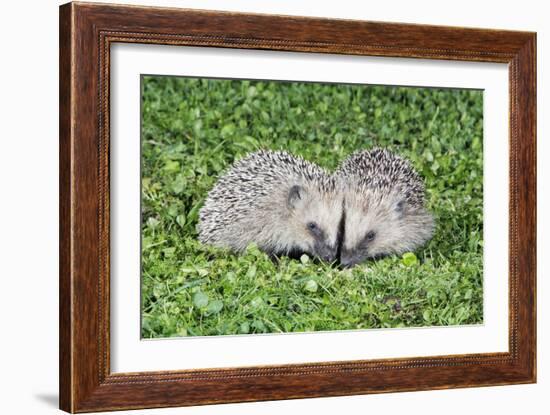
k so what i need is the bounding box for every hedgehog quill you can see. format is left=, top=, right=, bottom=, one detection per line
left=336, top=148, right=434, bottom=268
left=198, top=150, right=344, bottom=262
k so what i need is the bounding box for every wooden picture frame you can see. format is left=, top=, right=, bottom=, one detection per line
left=59, top=2, right=536, bottom=412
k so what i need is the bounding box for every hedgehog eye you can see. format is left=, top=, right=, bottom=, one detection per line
left=365, top=231, right=376, bottom=242
left=306, top=222, right=319, bottom=234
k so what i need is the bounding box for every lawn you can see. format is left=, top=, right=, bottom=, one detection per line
left=140, top=75, right=484, bottom=338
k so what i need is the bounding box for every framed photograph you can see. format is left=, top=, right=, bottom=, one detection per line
left=59, top=2, right=536, bottom=412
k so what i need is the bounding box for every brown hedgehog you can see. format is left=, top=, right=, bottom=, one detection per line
left=197, top=150, right=344, bottom=262
left=335, top=148, right=434, bottom=267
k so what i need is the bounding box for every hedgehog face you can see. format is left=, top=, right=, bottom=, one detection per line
left=340, top=188, right=434, bottom=268
left=285, top=184, right=343, bottom=263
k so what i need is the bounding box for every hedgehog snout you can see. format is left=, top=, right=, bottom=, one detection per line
left=340, top=249, right=363, bottom=268
left=319, top=248, right=336, bottom=263
left=313, top=240, right=337, bottom=263
left=321, top=252, right=335, bottom=263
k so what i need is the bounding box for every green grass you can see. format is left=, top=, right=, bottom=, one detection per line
left=140, top=75, right=484, bottom=338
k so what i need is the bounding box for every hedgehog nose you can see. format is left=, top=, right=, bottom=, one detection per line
left=340, top=259, right=353, bottom=269
left=322, top=254, right=334, bottom=262
left=340, top=253, right=356, bottom=268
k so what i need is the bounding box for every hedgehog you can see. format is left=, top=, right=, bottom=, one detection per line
left=335, top=148, right=434, bottom=267
left=197, top=150, right=344, bottom=262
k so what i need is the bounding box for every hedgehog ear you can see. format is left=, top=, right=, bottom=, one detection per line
left=395, top=199, right=406, bottom=216
left=288, top=185, right=304, bottom=209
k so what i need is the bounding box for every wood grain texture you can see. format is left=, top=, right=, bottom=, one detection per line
left=59, top=3, right=73, bottom=412
left=59, top=2, right=537, bottom=412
